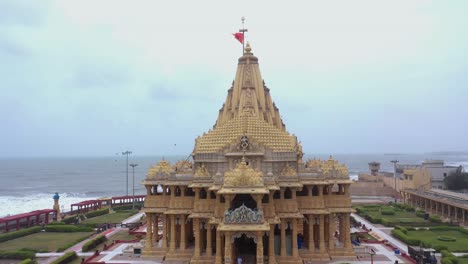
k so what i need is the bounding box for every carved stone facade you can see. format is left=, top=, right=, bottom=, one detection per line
left=142, top=44, right=354, bottom=263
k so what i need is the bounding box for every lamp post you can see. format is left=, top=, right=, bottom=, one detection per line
left=369, top=248, right=376, bottom=264
left=391, top=160, right=399, bottom=203
left=122, top=150, right=132, bottom=196
left=130, top=163, right=138, bottom=209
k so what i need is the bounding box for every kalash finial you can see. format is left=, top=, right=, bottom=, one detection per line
left=245, top=42, right=252, bottom=53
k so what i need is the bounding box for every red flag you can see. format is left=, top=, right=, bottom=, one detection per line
left=233, top=32, right=244, bottom=44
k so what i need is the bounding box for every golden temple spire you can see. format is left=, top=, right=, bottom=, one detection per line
left=214, top=41, right=286, bottom=131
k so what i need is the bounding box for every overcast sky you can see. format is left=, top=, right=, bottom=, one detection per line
left=1, top=0, right=467, bottom=157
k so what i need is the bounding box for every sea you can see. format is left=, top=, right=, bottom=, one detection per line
left=1, top=154, right=467, bottom=217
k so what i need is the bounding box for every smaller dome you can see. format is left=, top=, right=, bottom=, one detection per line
left=53, top=192, right=60, bottom=200
left=146, top=160, right=173, bottom=179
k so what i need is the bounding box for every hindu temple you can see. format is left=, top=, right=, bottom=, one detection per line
left=142, top=43, right=354, bottom=264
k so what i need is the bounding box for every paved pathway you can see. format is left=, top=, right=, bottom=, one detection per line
left=123, top=212, right=144, bottom=224
left=351, top=213, right=408, bottom=254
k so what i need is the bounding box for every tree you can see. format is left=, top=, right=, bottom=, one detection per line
left=444, top=168, right=468, bottom=190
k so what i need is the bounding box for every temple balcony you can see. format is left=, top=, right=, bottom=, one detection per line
left=297, top=196, right=325, bottom=209
left=262, top=204, right=276, bottom=218
left=193, top=199, right=216, bottom=213
left=324, top=195, right=351, bottom=208
left=144, top=196, right=168, bottom=209
left=274, top=200, right=299, bottom=213
left=168, top=197, right=195, bottom=209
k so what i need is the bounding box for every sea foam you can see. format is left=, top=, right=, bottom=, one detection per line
left=0, top=193, right=97, bottom=217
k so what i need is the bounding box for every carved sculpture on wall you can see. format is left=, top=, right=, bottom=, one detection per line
left=280, top=162, right=298, bottom=176
left=194, top=163, right=210, bottom=177
left=224, top=204, right=263, bottom=224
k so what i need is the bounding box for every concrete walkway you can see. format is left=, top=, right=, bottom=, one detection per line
left=351, top=213, right=408, bottom=254
left=123, top=212, right=144, bottom=224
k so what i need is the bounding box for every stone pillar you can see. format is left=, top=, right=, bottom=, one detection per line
left=194, top=218, right=200, bottom=257
left=463, top=210, right=466, bottom=226
left=216, top=227, right=222, bottom=264
left=328, top=213, right=335, bottom=251
left=169, top=215, right=176, bottom=252
left=145, top=213, right=153, bottom=249
left=162, top=215, right=167, bottom=249
left=225, top=232, right=232, bottom=264
left=207, top=224, right=212, bottom=256
left=455, top=207, right=459, bottom=222
left=308, top=215, right=314, bottom=252
left=319, top=215, right=326, bottom=253
left=154, top=215, right=159, bottom=243
left=318, top=185, right=323, bottom=196
left=344, top=213, right=352, bottom=250
left=257, top=231, right=264, bottom=264
left=280, top=219, right=286, bottom=257
left=180, top=215, right=186, bottom=250
left=292, top=219, right=298, bottom=257
left=269, top=225, right=276, bottom=264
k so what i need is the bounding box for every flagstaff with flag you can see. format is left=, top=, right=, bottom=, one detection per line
left=233, top=17, right=248, bottom=54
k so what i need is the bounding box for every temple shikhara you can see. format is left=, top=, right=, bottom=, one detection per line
left=142, top=43, right=354, bottom=263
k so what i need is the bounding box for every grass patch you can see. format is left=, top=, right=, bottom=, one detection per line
left=0, top=232, right=93, bottom=252
left=404, top=230, right=468, bottom=252
left=81, top=210, right=137, bottom=225
left=355, top=203, right=438, bottom=227
left=108, top=230, right=141, bottom=241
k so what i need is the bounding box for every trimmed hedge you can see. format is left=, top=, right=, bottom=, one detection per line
left=82, top=235, right=107, bottom=252
left=48, top=222, right=66, bottom=225
left=19, top=259, right=37, bottom=264
left=429, top=215, right=442, bottom=223
left=416, top=210, right=426, bottom=218
left=391, top=229, right=421, bottom=246
left=438, top=236, right=457, bottom=242
left=62, top=216, right=78, bottom=225
left=381, top=209, right=395, bottom=215
left=112, top=203, right=143, bottom=211
left=51, top=252, right=77, bottom=264
left=0, top=251, right=35, bottom=260
left=0, top=226, right=42, bottom=243
left=45, top=225, right=93, bottom=233
left=85, top=208, right=109, bottom=219
left=441, top=250, right=459, bottom=264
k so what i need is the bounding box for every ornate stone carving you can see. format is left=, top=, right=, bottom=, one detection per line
left=230, top=231, right=258, bottom=243
left=224, top=204, right=263, bottom=224
left=239, top=133, right=250, bottom=151
left=224, top=158, right=263, bottom=187
left=280, top=162, right=298, bottom=176
left=194, top=163, right=210, bottom=177
left=146, top=160, right=172, bottom=178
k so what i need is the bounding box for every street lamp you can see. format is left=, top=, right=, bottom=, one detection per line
left=122, top=150, right=132, bottom=196
left=130, top=163, right=138, bottom=209
left=369, top=248, right=376, bottom=264
left=391, top=160, right=399, bottom=203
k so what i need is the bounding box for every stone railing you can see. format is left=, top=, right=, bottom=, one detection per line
left=144, top=196, right=168, bottom=208
left=224, top=205, right=263, bottom=224
left=324, top=195, right=351, bottom=208
left=168, top=197, right=194, bottom=209
left=297, top=197, right=325, bottom=209
left=194, top=200, right=216, bottom=213
left=274, top=200, right=299, bottom=213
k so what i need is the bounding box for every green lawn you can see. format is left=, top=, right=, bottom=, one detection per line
left=458, top=258, right=468, bottom=264
left=108, top=230, right=142, bottom=241
left=406, top=230, right=468, bottom=252
left=355, top=204, right=434, bottom=226
left=81, top=211, right=136, bottom=225
left=0, top=232, right=93, bottom=252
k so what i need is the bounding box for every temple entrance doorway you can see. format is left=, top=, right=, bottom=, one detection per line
left=234, top=233, right=257, bottom=264
left=231, top=194, right=257, bottom=210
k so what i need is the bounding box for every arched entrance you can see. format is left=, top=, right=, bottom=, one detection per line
left=233, top=232, right=257, bottom=263
left=231, top=194, right=257, bottom=209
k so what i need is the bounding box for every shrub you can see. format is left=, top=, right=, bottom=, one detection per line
left=429, top=215, right=442, bottom=223
left=381, top=209, right=395, bottom=215
left=48, top=222, right=66, bottom=225
left=82, top=235, right=107, bottom=252
left=441, top=250, right=454, bottom=258
left=51, top=252, right=77, bottom=264
left=62, top=216, right=78, bottom=224
left=112, top=203, right=143, bottom=211
left=416, top=210, right=425, bottom=218
left=395, top=225, right=408, bottom=234
left=391, top=229, right=421, bottom=246
left=0, top=226, right=42, bottom=243
left=45, top=225, right=93, bottom=233
left=19, top=259, right=37, bottom=264
left=434, top=245, right=448, bottom=252
left=0, top=251, right=35, bottom=260
left=85, top=208, right=109, bottom=219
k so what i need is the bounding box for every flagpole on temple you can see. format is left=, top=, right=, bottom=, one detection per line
left=240, top=17, right=248, bottom=54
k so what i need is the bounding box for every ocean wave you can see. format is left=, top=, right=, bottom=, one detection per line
left=445, top=161, right=468, bottom=170
left=0, top=193, right=98, bottom=217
